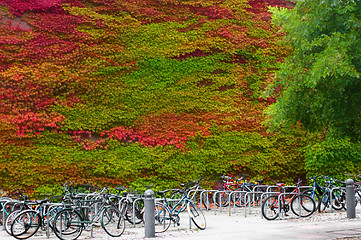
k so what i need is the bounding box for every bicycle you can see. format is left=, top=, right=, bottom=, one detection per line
left=154, top=188, right=206, bottom=233
left=233, top=177, right=264, bottom=207
left=317, top=177, right=345, bottom=212
left=302, top=175, right=327, bottom=206
left=10, top=197, right=64, bottom=239
left=213, top=175, right=243, bottom=207
left=168, top=177, right=206, bottom=211
left=115, top=186, right=144, bottom=225
left=261, top=180, right=316, bottom=220
left=52, top=187, right=125, bottom=240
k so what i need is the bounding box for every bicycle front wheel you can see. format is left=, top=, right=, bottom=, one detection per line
left=290, top=194, right=316, bottom=217
left=261, top=195, right=280, bottom=220
left=154, top=202, right=171, bottom=233
left=101, top=206, right=125, bottom=237
left=53, top=209, right=83, bottom=240
left=11, top=210, right=41, bottom=240
left=187, top=201, right=206, bottom=230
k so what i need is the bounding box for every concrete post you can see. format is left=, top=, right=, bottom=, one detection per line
left=346, top=179, right=355, bottom=219
left=144, top=189, right=155, bottom=238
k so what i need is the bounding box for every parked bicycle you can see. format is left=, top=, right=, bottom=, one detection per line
left=261, top=180, right=316, bottom=220
left=213, top=175, right=243, bottom=207
left=317, top=177, right=345, bottom=212
left=52, top=187, right=125, bottom=240
left=154, top=186, right=206, bottom=232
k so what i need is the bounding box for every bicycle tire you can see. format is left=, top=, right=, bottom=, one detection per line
left=100, top=206, right=125, bottom=237
left=187, top=201, right=206, bottom=230
left=53, top=209, right=83, bottom=240
left=125, top=200, right=144, bottom=225
left=290, top=194, right=316, bottom=217
left=154, top=202, right=171, bottom=233
left=302, top=188, right=324, bottom=203
left=213, top=191, right=229, bottom=207
left=233, top=187, right=252, bottom=207
left=261, top=195, right=280, bottom=221
left=318, top=191, right=330, bottom=212
left=331, top=188, right=346, bottom=210
left=10, top=210, right=41, bottom=240
left=302, top=189, right=315, bottom=200
left=5, top=209, right=21, bottom=235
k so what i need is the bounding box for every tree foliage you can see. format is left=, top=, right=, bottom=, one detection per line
left=266, top=0, right=361, bottom=140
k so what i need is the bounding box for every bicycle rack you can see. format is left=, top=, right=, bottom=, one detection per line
left=1, top=199, right=14, bottom=230
left=187, top=189, right=205, bottom=204
left=244, top=191, right=269, bottom=217
left=275, top=192, right=306, bottom=220
left=252, top=185, right=270, bottom=206
left=266, top=185, right=281, bottom=193
left=199, top=190, right=218, bottom=211
left=260, top=191, right=281, bottom=219
left=227, top=190, right=247, bottom=216
left=132, top=197, right=145, bottom=228
left=45, top=202, right=64, bottom=239
left=329, top=187, right=347, bottom=213
left=213, top=190, right=231, bottom=215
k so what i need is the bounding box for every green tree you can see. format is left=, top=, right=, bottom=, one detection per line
left=266, top=0, right=361, bottom=140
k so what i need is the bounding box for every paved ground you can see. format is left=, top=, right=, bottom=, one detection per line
left=2, top=208, right=361, bottom=240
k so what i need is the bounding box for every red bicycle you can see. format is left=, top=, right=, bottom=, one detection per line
left=213, top=175, right=243, bottom=207
left=261, top=180, right=316, bottom=220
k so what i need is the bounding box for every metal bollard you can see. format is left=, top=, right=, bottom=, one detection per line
left=144, top=189, right=155, bottom=238
left=346, top=179, right=356, bottom=218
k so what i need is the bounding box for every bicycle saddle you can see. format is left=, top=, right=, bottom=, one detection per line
left=157, top=191, right=167, bottom=196
left=35, top=198, right=49, bottom=204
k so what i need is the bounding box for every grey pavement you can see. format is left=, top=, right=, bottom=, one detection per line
left=1, top=208, right=361, bottom=240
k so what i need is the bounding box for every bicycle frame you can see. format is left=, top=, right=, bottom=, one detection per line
left=164, top=192, right=189, bottom=216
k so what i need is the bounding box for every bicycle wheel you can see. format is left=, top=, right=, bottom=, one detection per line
left=290, top=194, right=316, bottom=217
left=11, top=210, right=41, bottom=239
left=125, top=200, right=144, bottom=225
left=261, top=195, right=280, bottom=220
left=187, top=201, right=206, bottom=230
left=302, top=189, right=316, bottom=200
left=233, top=188, right=252, bottom=207
left=331, top=188, right=346, bottom=210
left=154, top=202, right=171, bottom=233
left=5, top=210, right=21, bottom=235
left=213, top=191, right=229, bottom=207
left=318, top=191, right=330, bottom=212
left=53, top=209, right=83, bottom=240
left=101, top=206, right=125, bottom=237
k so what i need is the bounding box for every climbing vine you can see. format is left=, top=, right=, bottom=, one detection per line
left=0, top=0, right=303, bottom=196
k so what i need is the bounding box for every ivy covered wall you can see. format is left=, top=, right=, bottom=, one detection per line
left=0, top=0, right=313, bottom=196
